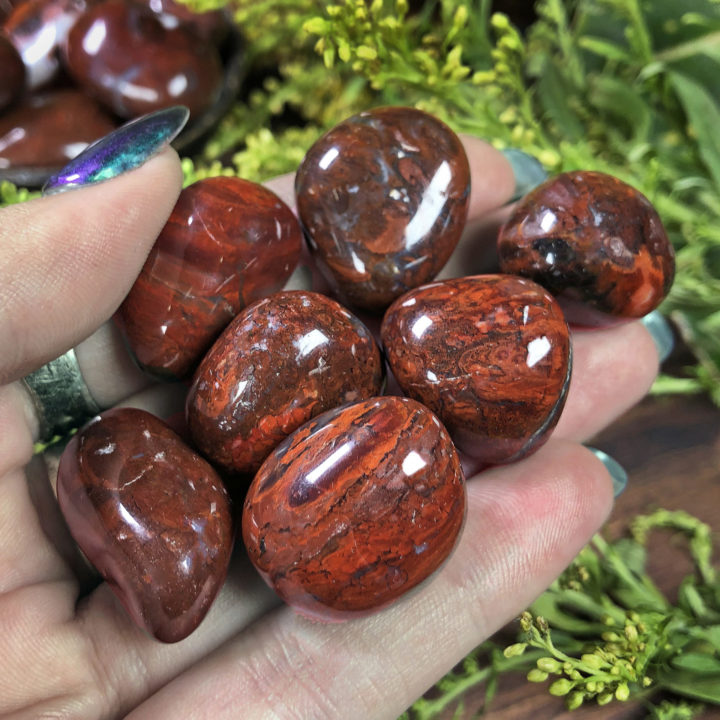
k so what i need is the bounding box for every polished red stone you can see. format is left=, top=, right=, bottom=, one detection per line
left=116, top=177, right=302, bottom=380
left=0, top=90, right=116, bottom=168
left=242, top=396, right=465, bottom=621
left=0, top=33, right=24, bottom=111
left=295, top=106, right=471, bottom=312
left=63, top=0, right=223, bottom=118
left=381, top=275, right=571, bottom=464
left=141, top=0, right=229, bottom=43
left=187, top=290, right=384, bottom=477
left=497, top=171, right=675, bottom=318
left=57, top=408, right=234, bottom=643
left=3, top=0, right=91, bottom=89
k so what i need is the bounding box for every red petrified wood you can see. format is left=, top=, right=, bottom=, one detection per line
left=187, top=290, right=384, bottom=476
left=0, top=90, right=116, bottom=168
left=242, top=396, right=466, bottom=621
left=295, top=106, right=471, bottom=312
left=63, top=0, right=223, bottom=118
left=497, top=170, right=675, bottom=318
left=57, top=408, right=234, bottom=643
left=116, top=176, right=302, bottom=380
left=381, top=275, right=571, bottom=464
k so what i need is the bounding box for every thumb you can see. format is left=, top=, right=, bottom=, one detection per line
left=0, top=147, right=183, bottom=385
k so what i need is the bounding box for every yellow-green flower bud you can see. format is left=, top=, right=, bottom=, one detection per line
left=527, top=669, right=549, bottom=683
left=549, top=679, right=573, bottom=696
left=520, top=612, right=533, bottom=631
left=615, top=683, right=630, bottom=702
left=624, top=625, right=639, bottom=642
left=503, top=643, right=527, bottom=658
left=581, top=654, right=603, bottom=670
left=597, top=692, right=614, bottom=706
left=537, top=657, right=562, bottom=673
left=491, top=13, right=510, bottom=30
left=602, top=632, right=620, bottom=643
left=586, top=681, right=597, bottom=693
left=567, top=692, right=584, bottom=710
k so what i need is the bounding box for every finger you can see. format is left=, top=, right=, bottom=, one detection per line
left=0, top=148, right=183, bottom=385
left=121, top=440, right=612, bottom=720
left=554, top=320, right=660, bottom=442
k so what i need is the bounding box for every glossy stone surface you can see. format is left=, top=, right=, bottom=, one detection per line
left=142, top=0, right=229, bottom=43
left=188, top=290, right=384, bottom=476
left=0, top=33, right=24, bottom=111
left=57, top=408, right=233, bottom=643
left=0, top=90, right=116, bottom=169
left=381, top=275, right=571, bottom=464
left=497, top=171, right=675, bottom=318
left=116, top=176, right=302, bottom=380
left=3, top=0, right=91, bottom=89
left=242, top=396, right=465, bottom=621
left=295, top=106, right=471, bottom=312
left=64, top=0, right=223, bottom=118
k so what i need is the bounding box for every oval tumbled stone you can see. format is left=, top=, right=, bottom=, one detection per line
left=295, top=106, right=471, bottom=312
left=187, top=290, right=384, bottom=477
left=57, top=408, right=234, bottom=643
left=242, top=396, right=465, bottom=621
left=116, top=176, right=302, bottom=380
left=381, top=275, right=571, bottom=464
left=497, top=171, right=675, bottom=318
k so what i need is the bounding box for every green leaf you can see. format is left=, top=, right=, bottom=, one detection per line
left=670, top=71, right=720, bottom=194
left=671, top=652, right=720, bottom=674
left=661, top=670, right=720, bottom=703
left=610, top=538, right=648, bottom=577
left=590, top=74, right=652, bottom=141
left=534, top=59, right=585, bottom=142
left=578, top=35, right=632, bottom=62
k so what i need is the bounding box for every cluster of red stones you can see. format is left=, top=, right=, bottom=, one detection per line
left=0, top=0, right=228, bottom=171
left=56, top=106, right=676, bottom=642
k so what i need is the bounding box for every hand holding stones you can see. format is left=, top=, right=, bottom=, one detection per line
left=43, top=106, right=675, bottom=642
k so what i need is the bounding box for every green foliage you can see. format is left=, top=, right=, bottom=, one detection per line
left=500, top=510, right=720, bottom=717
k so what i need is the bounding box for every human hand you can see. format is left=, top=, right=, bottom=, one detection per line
left=0, top=136, right=664, bottom=719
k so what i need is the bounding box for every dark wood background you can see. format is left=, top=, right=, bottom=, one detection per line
left=433, top=341, right=720, bottom=719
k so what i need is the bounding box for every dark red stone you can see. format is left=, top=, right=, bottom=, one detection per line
left=295, top=106, right=471, bottom=312
left=0, top=90, right=116, bottom=169
left=63, top=0, right=223, bottom=119
left=0, top=33, right=24, bottom=111
left=142, top=0, right=229, bottom=43
left=116, top=176, right=302, bottom=380
left=3, top=0, right=91, bottom=89
left=242, top=396, right=465, bottom=621
left=497, top=171, right=675, bottom=318
left=57, top=408, right=234, bottom=643
left=381, top=275, right=571, bottom=464
left=187, top=290, right=385, bottom=476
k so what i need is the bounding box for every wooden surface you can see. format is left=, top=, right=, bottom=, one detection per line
left=428, top=377, right=720, bottom=718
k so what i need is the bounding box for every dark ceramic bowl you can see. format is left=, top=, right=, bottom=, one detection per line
left=0, top=22, right=246, bottom=188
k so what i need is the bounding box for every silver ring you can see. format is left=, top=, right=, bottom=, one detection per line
left=22, top=349, right=101, bottom=442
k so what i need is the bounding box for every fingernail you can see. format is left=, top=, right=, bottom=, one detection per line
left=42, top=106, right=190, bottom=196
left=640, top=310, right=674, bottom=364
left=500, top=148, right=548, bottom=202
left=587, top=447, right=628, bottom=498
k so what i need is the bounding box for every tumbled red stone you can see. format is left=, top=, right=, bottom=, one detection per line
left=141, top=0, right=229, bottom=43
left=497, top=171, right=675, bottom=318
left=116, top=177, right=302, bottom=380
left=57, top=408, right=234, bottom=643
left=0, top=90, right=116, bottom=169
left=4, top=0, right=92, bottom=89
left=187, top=290, right=384, bottom=477
left=63, top=0, right=223, bottom=119
left=295, top=106, right=471, bottom=312
left=242, top=396, right=465, bottom=621
left=381, top=275, right=571, bottom=464
left=0, top=33, right=24, bottom=111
